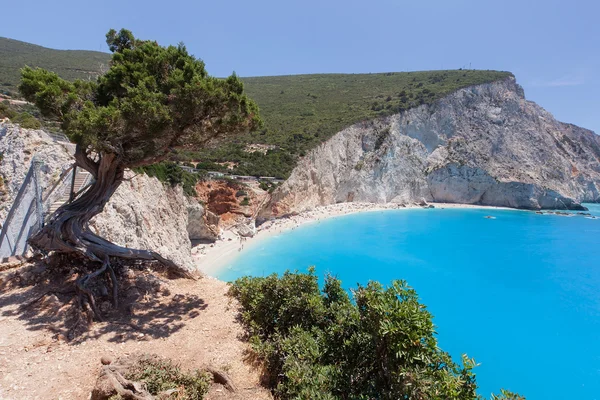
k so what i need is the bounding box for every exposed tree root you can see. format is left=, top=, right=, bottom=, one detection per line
left=28, top=148, right=193, bottom=322
left=205, top=365, right=237, bottom=392
left=93, top=363, right=153, bottom=400
left=21, top=289, right=76, bottom=310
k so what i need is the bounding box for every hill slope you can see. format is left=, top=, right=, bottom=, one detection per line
left=191, top=70, right=512, bottom=177
left=261, top=77, right=600, bottom=214
left=0, top=37, right=511, bottom=177
left=0, top=37, right=110, bottom=96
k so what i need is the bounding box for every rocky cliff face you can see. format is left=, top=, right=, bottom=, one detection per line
left=90, top=172, right=219, bottom=270
left=261, top=77, right=600, bottom=217
left=0, top=123, right=73, bottom=223
left=0, top=123, right=217, bottom=269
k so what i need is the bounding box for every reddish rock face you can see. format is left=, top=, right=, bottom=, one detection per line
left=207, top=187, right=238, bottom=215
left=195, top=180, right=269, bottom=229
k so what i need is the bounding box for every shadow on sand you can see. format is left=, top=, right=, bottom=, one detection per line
left=0, top=254, right=207, bottom=343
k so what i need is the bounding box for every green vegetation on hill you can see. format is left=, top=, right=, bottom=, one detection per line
left=135, top=162, right=202, bottom=197
left=0, top=37, right=109, bottom=96
left=1, top=37, right=511, bottom=178
left=229, top=269, right=524, bottom=400
left=178, top=70, right=512, bottom=177
left=0, top=100, right=41, bottom=129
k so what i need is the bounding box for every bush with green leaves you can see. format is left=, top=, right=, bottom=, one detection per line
left=136, top=161, right=199, bottom=197
left=11, top=111, right=41, bottom=129
left=125, top=356, right=211, bottom=399
left=228, top=269, right=524, bottom=400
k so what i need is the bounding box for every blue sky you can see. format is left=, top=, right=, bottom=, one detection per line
left=2, top=0, right=598, bottom=133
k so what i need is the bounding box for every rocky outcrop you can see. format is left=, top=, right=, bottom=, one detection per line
left=195, top=180, right=267, bottom=236
left=262, top=77, right=600, bottom=217
left=90, top=172, right=219, bottom=270
left=0, top=123, right=217, bottom=269
left=0, top=123, right=73, bottom=222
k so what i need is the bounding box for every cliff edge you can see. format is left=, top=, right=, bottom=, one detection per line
left=261, top=77, right=600, bottom=217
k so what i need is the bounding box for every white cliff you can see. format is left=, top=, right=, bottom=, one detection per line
left=90, top=172, right=218, bottom=270
left=0, top=123, right=73, bottom=223
left=262, top=77, right=600, bottom=218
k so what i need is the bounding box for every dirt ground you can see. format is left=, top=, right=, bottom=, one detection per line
left=0, top=258, right=272, bottom=400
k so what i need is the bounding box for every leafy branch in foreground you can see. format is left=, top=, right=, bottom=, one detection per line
left=228, top=270, right=524, bottom=400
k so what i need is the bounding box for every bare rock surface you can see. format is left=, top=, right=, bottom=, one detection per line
left=262, top=77, right=600, bottom=217
left=0, top=123, right=73, bottom=222
left=90, top=173, right=205, bottom=270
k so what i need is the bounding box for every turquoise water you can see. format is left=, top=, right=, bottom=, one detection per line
left=217, top=204, right=600, bottom=399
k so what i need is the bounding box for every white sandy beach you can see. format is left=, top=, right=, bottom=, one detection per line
left=192, top=202, right=516, bottom=277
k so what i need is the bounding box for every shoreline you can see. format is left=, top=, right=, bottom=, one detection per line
left=192, top=202, right=518, bottom=277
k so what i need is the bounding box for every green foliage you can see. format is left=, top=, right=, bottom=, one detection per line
left=11, top=111, right=41, bottom=129
left=258, top=180, right=280, bottom=193
left=240, top=197, right=250, bottom=206
left=125, top=355, right=211, bottom=399
left=491, top=389, right=526, bottom=400
left=228, top=270, right=523, bottom=400
left=136, top=161, right=199, bottom=196
left=0, top=101, right=44, bottom=129
left=18, top=29, right=261, bottom=169
left=0, top=101, right=15, bottom=119
left=374, top=126, right=391, bottom=150
left=187, top=143, right=295, bottom=178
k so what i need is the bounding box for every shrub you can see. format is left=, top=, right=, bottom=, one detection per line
left=125, top=355, right=211, bottom=399
left=136, top=162, right=199, bottom=197
left=374, top=127, right=390, bottom=150
left=12, top=112, right=41, bottom=129
left=235, top=189, right=247, bottom=197
left=0, top=101, right=16, bottom=119
left=228, top=270, right=523, bottom=400
left=240, top=197, right=250, bottom=206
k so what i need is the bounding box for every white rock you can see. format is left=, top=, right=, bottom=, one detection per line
left=261, top=77, right=600, bottom=217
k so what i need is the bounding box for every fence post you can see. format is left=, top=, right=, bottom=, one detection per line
left=69, top=165, right=77, bottom=203
left=32, top=156, right=44, bottom=229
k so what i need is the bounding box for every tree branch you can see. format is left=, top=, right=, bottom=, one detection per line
left=74, top=143, right=100, bottom=179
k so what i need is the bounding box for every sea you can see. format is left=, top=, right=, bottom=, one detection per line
left=217, top=204, right=600, bottom=400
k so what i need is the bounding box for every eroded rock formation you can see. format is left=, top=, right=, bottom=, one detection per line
left=262, top=77, right=600, bottom=218
left=90, top=172, right=219, bottom=270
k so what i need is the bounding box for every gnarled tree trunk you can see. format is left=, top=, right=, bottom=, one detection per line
left=29, top=145, right=190, bottom=318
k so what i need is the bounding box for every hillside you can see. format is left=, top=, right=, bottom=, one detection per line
left=0, top=37, right=109, bottom=96
left=261, top=77, right=600, bottom=215
left=190, top=70, right=513, bottom=177
left=0, top=37, right=511, bottom=177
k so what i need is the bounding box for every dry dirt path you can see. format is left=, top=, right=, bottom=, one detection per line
left=0, top=263, right=271, bottom=400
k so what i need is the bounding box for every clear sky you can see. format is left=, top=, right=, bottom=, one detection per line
left=2, top=0, right=598, bottom=133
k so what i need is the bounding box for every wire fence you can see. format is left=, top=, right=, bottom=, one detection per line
left=0, top=157, right=44, bottom=258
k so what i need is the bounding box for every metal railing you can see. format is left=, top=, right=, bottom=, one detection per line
left=0, top=160, right=94, bottom=258
left=0, top=157, right=44, bottom=258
